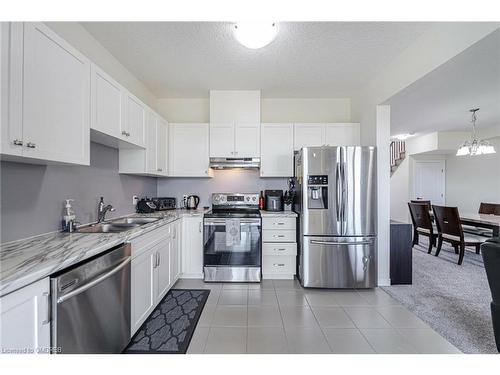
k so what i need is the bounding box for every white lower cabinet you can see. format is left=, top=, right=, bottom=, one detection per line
left=0, top=278, right=50, bottom=354
left=261, top=215, right=297, bottom=280
left=130, top=220, right=180, bottom=337
left=181, top=216, right=204, bottom=279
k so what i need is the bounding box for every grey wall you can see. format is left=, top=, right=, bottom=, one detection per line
left=1, top=142, right=157, bottom=243
left=157, top=169, right=289, bottom=208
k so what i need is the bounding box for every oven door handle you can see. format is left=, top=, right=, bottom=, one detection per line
left=56, top=257, right=131, bottom=304
left=204, top=221, right=261, bottom=226
left=310, top=240, right=374, bottom=246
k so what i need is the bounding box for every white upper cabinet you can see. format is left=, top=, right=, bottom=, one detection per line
left=119, top=108, right=168, bottom=176
left=294, top=123, right=360, bottom=150
left=1, top=22, right=90, bottom=165
left=209, top=90, right=261, bottom=158
left=324, top=123, right=360, bottom=146
left=209, top=122, right=234, bottom=157
left=235, top=123, right=260, bottom=157
left=261, top=123, right=294, bottom=177
left=123, top=93, right=146, bottom=147
left=91, top=65, right=122, bottom=139
left=169, top=123, right=212, bottom=177
left=209, top=122, right=260, bottom=158
left=293, top=123, right=324, bottom=150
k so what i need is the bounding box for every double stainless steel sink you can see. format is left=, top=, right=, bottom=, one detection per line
left=75, top=217, right=161, bottom=233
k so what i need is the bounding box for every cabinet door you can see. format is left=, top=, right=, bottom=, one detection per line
left=156, top=118, right=168, bottom=176
left=145, top=110, right=157, bottom=174
left=170, top=220, right=181, bottom=283
left=123, top=93, right=145, bottom=147
left=235, top=123, right=260, bottom=157
left=131, top=248, right=156, bottom=336
left=22, top=22, right=90, bottom=165
left=0, top=278, right=50, bottom=353
left=155, top=240, right=171, bottom=301
left=260, top=123, right=294, bottom=177
left=209, top=122, right=234, bottom=157
left=293, top=123, right=324, bottom=150
left=91, top=65, right=122, bottom=138
left=169, top=123, right=210, bottom=177
left=324, top=123, right=360, bottom=146
left=181, top=216, right=204, bottom=278
left=1, top=23, right=24, bottom=157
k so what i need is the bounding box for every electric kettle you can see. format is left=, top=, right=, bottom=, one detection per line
left=186, top=195, right=200, bottom=210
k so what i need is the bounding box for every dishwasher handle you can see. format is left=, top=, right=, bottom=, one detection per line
left=56, top=257, right=131, bottom=304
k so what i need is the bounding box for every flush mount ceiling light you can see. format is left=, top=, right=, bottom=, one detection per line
left=233, top=22, right=278, bottom=49
left=456, top=108, right=496, bottom=156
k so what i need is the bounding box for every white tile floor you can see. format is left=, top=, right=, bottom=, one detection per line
left=173, top=278, right=461, bottom=354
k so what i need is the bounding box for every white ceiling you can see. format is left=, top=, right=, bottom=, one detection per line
left=81, top=22, right=432, bottom=98
left=387, top=29, right=500, bottom=136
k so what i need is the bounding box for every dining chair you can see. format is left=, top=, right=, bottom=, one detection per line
left=481, top=237, right=500, bottom=352
left=496, top=205, right=500, bottom=216
left=411, top=200, right=431, bottom=211
left=479, top=202, right=498, bottom=215
left=408, top=202, right=437, bottom=254
left=463, top=202, right=499, bottom=237
left=432, top=205, right=489, bottom=265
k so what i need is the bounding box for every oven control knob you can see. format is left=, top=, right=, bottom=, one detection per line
left=246, top=196, right=250, bottom=201
left=252, top=196, right=257, bottom=201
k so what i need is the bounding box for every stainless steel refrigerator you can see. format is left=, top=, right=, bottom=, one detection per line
left=294, top=146, right=377, bottom=288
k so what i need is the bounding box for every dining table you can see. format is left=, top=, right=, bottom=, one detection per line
left=459, top=213, right=500, bottom=237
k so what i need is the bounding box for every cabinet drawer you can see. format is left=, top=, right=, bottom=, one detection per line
left=262, top=230, right=295, bottom=242
left=262, top=242, right=297, bottom=256
left=262, top=255, right=296, bottom=275
left=131, top=222, right=172, bottom=259
left=262, top=217, right=296, bottom=230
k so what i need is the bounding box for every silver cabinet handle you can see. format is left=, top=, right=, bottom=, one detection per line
left=273, top=263, right=285, bottom=267
left=273, top=222, right=285, bottom=225
left=273, top=235, right=285, bottom=238
left=157, top=252, right=161, bottom=267
left=275, top=248, right=287, bottom=251
left=26, top=142, right=36, bottom=148
left=199, top=222, right=202, bottom=233
left=41, top=292, right=50, bottom=325
left=13, top=139, right=23, bottom=146
left=57, top=257, right=131, bottom=304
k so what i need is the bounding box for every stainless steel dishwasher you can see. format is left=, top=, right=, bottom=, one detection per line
left=50, top=243, right=131, bottom=353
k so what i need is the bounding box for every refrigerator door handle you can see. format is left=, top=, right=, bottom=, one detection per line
left=341, top=161, right=347, bottom=231
left=310, top=240, right=374, bottom=246
left=336, top=162, right=341, bottom=222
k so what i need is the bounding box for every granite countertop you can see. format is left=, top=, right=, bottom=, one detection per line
left=260, top=210, right=298, bottom=218
left=0, top=208, right=208, bottom=298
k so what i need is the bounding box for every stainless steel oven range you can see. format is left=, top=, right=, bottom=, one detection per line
left=203, top=193, right=262, bottom=282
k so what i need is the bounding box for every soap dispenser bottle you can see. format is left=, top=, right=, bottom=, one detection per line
left=62, top=199, right=76, bottom=232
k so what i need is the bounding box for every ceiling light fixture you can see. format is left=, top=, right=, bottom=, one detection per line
left=456, top=108, right=496, bottom=156
left=233, top=22, right=278, bottom=49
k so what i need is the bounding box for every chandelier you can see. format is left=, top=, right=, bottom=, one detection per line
left=456, top=108, right=496, bottom=156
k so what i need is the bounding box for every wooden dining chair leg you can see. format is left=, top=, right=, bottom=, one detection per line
left=453, top=244, right=459, bottom=254
left=413, top=230, right=419, bottom=246
left=475, top=244, right=481, bottom=255
left=458, top=243, right=465, bottom=265
left=427, top=237, right=434, bottom=254
left=435, top=236, right=443, bottom=257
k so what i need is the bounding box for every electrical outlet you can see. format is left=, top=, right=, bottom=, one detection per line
left=132, top=195, right=139, bottom=206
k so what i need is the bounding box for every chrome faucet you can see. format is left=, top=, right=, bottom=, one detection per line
left=97, top=197, right=115, bottom=223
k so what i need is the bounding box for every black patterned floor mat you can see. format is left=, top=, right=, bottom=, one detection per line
left=124, top=289, right=210, bottom=354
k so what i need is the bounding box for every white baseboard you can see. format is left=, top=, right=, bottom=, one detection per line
left=263, top=274, right=295, bottom=280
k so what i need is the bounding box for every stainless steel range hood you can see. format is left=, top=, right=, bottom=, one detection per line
left=209, top=157, right=260, bottom=169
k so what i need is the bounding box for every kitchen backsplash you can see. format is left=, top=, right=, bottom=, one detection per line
left=157, top=169, right=290, bottom=208
left=0, top=142, right=157, bottom=243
